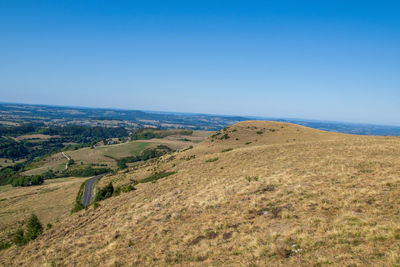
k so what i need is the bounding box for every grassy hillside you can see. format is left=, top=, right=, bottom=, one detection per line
left=2, top=121, right=400, bottom=266
left=0, top=177, right=87, bottom=245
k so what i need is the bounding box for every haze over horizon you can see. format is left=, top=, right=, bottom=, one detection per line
left=1, top=1, right=399, bottom=126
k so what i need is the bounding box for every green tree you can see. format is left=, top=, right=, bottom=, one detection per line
left=25, top=213, right=43, bottom=241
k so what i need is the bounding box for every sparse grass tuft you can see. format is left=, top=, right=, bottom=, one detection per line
left=140, top=171, right=176, bottom=183
left=206, top=157, right=219, bottom=163
left=246, top=176, right=258, bottom=182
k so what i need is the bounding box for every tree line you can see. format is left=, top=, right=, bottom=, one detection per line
left=116, top=145, right=172, bottom=169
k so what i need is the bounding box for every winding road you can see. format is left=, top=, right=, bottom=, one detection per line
left=82, top=174, right=106, bottom=206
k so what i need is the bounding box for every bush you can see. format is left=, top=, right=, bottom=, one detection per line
left=140, top=172, right=176, bottom=183
left=13, top=229, right=26, bottom=246
left=13, top=213, right=43, bottom=246
left=220, top=133, right=230, bottom=140
left=122, top=184, right=136, bottom=192
left=206, top=157, right=219, bottom=163
left=95, top=182, right=114, bottom=202
left=221, top=148, right=233, bottom=153
left=25, top=213, right=43, bottom=241
left=113, top=186, right=121, bottom=196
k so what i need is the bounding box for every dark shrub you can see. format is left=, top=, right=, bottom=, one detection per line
left=13, top=213, right=43, bottom=246
left=95, top=182, right=114, bottom=202
left=25, top=213, right=43, bottom=241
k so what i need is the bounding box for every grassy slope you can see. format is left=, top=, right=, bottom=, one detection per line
left=2, top=121, right=400, bottom=266
left=0, top=177, right=87, bottom=244
left=95, top=141, right=151, bottom=158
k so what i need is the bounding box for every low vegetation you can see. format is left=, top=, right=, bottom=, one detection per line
left=11, top=175, right=44, bottom=187
left=71, top=181, right=86, bottom=213
left=60, top=166, right=111, bottom=178
left=139, top=171, right=176, bottom=184
left=116, top=145, right=172, bottom=169
left=0, top=242, right=11, bottom=252
left=13, top=214, right=43, bottom=246
left=121, top=184, right=136, bottom=192
left=94, top=182, right=114, bottom=202
left=131, top=128, right=192, bottom=140
left=205, top=157, right=219, bottom=162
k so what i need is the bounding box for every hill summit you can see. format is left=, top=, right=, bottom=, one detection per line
left=1, top=121, right=400, bottom=266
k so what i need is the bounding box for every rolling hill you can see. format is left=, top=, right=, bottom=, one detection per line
left=22, top=130, right=211, bottom=176
left=1, top=121, right=400, bottom=266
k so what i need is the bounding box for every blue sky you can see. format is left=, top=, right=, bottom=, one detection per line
left=1, top=1, right=399, bottom=125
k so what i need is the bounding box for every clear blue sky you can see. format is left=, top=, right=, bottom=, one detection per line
left=1, top=1, right=399, bottom=125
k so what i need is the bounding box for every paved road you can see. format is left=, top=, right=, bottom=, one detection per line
left=82, top=174, right=106, bottom=206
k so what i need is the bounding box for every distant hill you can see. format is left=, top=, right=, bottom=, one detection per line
left=1, top=102, right=400, bottom=135
left=2, top=121, right=400, bottom=266
left=0, top=103, right=247, bottom=131
left=270, top=118, right=400, bottom=136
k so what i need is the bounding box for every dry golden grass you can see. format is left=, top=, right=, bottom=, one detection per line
left=0, top=177, right=86, bottom=244
left=2, top=121, right=400, bottom=266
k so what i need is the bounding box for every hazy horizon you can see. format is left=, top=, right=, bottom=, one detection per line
left=1, top=1, right=399, bottom=126
left=2, top=101, right=400, bottom=128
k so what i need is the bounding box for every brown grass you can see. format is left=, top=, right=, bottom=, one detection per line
left=1, top=121, right=400, bottom=266
left=0, top=177, right=86, bottom=244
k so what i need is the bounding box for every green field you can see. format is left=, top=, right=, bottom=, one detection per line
left=94, top=141, right=151, bottom=159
